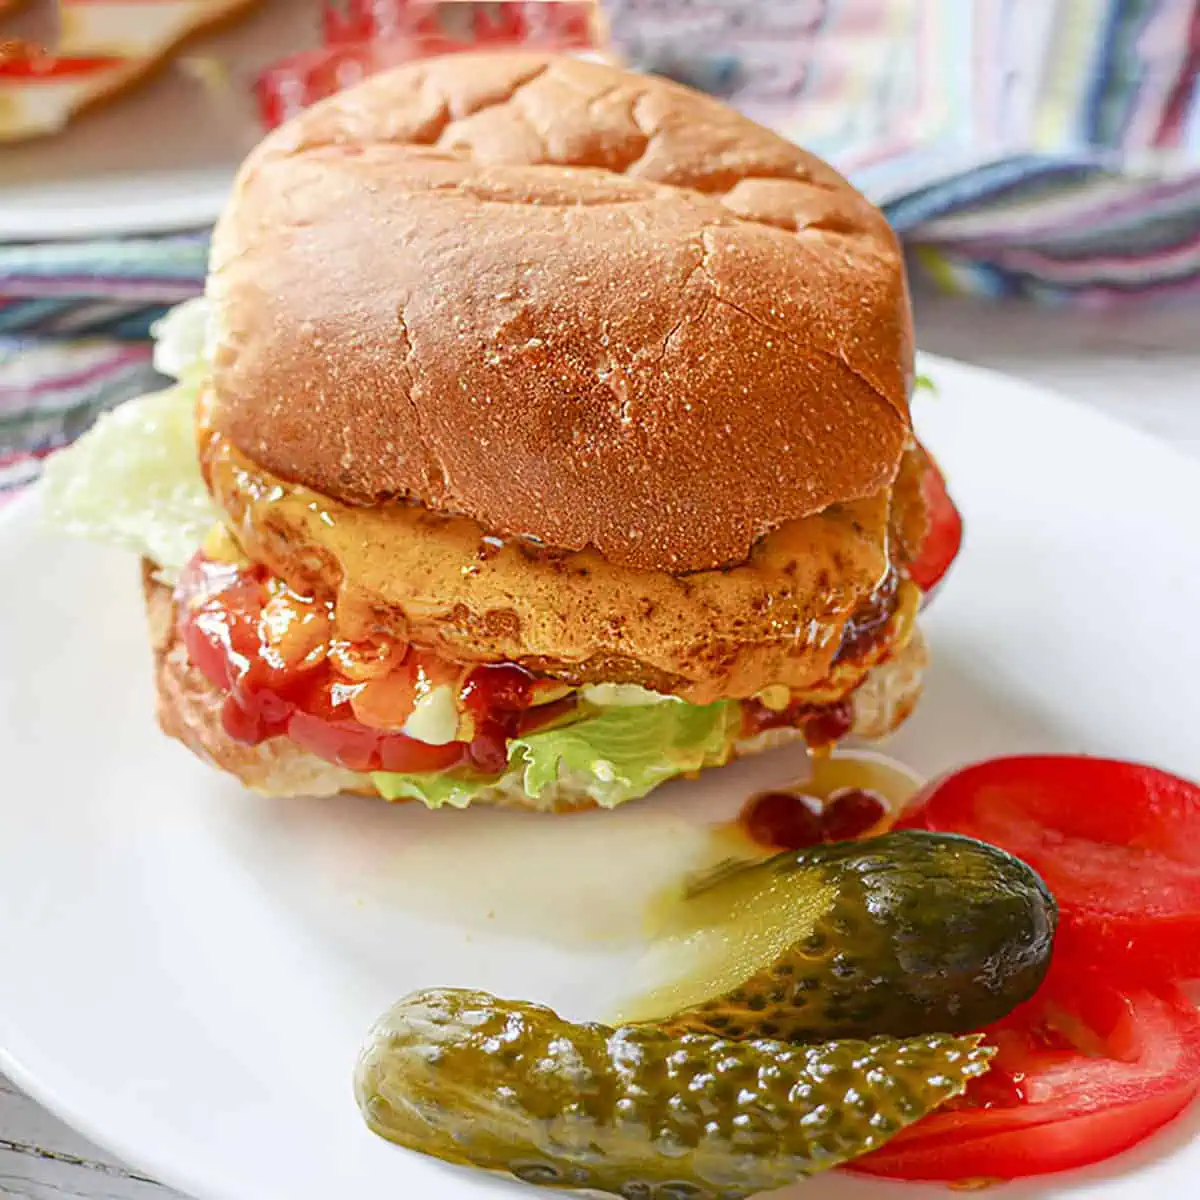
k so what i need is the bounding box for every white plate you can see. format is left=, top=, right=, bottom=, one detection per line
left=1, top=355, right=1199, bottom=1200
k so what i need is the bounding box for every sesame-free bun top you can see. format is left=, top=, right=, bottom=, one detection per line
left=208, top=53, right=914, bottom=572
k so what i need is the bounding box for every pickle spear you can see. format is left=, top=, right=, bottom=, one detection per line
left=357, top=987, right=992, bottom=1198
left=622, top=830, right=1055, bottom=1042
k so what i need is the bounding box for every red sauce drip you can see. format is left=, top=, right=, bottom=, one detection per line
left=820, top=787, right=890, bottom=841
left=741, top=696, right=855, bottom=750
left=460, top=664, right=534, bottom=715
left=175, top=553, right=551, bottom=777
left=518, top=695, right=579, bottom=736
left=833, top=568, right=899, bottom=665
left=742, top=791, right=824, bottom=850
left=740, top=786, right=889, bottom=851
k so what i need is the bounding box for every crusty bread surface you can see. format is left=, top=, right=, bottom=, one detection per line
left=207, top=52, right=914, bottom=573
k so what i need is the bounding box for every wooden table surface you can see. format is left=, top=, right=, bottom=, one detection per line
left=2, top=293, right=1198, bottom=1199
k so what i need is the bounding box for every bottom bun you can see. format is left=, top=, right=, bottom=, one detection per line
left=145, top=564, right=926, bottom=809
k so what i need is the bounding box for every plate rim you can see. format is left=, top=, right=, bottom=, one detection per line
left=0, top=168, right=234, bottom=241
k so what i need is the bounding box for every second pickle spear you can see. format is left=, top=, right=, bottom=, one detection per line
left=357, top=987, right=993, bottom=1199
left=623, top=830, right=1055, bottom=1042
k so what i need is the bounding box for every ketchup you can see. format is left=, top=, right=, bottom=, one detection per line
left=741, top=787, right=890, bottom=852
left=741, top=696, right=855, bottom=751
left=833, top=568, right=899, bottom=665
left=175, top=553, right=551, bottom=776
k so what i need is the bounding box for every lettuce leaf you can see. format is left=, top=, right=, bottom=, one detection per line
left=151, top=295, right=213, bottom=381
left=370, top=771, right=499, bottom=810
left=511, top=700, right=739, bottom=805
left=39, top=378, right=219, bottom=575
left=372, top=700, right=741, bottom=810
left=40, top=297, right=218, bottom=575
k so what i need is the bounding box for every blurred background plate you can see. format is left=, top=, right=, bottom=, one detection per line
left=0, top=0, right=309, bottom=240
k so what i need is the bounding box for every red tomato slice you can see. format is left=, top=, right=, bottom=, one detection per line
left=900, top=756, right=1200, bottom=982
left=908, top=450, right=963, bottom=594
left=286, top=707, right=464, bottom=775
left=853, top=964, right=1200, bottom=1182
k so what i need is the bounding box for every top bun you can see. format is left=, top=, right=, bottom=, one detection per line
left=208, top=53, right=913, bottom=572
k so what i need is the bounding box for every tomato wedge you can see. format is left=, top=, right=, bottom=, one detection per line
left=900, top=756, right=1200, bottom=982
left=909, top=449, right=963, bottom=594
left=854, top=963, right=1200, bottom=1181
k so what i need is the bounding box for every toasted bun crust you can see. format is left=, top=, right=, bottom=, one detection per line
left=145, top=563, right=925, bottom=806
left=208, top=53, right=913, bottom=572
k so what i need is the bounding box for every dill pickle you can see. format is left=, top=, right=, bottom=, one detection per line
left=622, top=831, right=1055, bottom=1042
left=356, top=987, right=992, bottom=1198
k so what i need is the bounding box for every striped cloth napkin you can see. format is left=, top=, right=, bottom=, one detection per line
left=3, top=0, right=1198, bottom=502
left=0, top=232, right=210, bottom=497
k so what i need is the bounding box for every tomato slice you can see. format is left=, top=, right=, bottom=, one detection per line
left=853, top=963, right=1200, bottom=1181
left=909, top=450, right=963, bottom=595
left=284, top=671, right=466, bottom=775
left=900, top=756, right=1200, bottom=982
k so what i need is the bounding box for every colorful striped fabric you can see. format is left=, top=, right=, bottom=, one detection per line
left=2, top=0, right=1198, bottom=502
left=0, top=335, right=157, bottom=501
left=609, top=0, right=1200, bottom=306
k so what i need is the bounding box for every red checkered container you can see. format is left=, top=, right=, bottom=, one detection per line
left=257, top=1, right=605, bottom=129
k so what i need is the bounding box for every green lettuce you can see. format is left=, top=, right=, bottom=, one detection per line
left=372, top=700, right=741, bottom=810
left=40, top=297, right=218, bottom=576
left=151, top=296, right=212, bottom=381
left=370, top=771, right=498, bottom=810
left=39, top=379, right=219, bottom=575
